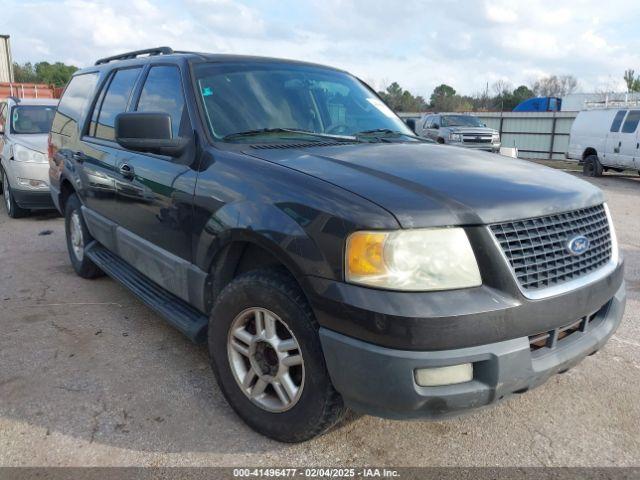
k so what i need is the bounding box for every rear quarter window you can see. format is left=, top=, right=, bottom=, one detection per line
left=52, top=73, right=99, bottom=136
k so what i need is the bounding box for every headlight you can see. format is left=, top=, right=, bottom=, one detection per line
left=345, top=228, right=482, bottom=291
left=449, top=132, right=462, bottom=142
left=12, top=144, right=47, bottom=163
left=492, top=133, right=500, bottom=143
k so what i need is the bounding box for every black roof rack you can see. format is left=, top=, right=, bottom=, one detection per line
left=95, top=47, right=175, bottom=65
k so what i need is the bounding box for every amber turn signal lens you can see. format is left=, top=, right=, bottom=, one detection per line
left=346, top=231, right=388, bottom=278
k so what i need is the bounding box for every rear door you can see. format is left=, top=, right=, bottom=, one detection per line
left=603, top=110, right=627, bottom=167
left=114, top=64, right=197, bottom=262
left=78, top=66, right=142, bottom=221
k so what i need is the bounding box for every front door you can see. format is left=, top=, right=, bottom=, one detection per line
left=617, top=110, right=640, bottom=169
left=114, top=64, right=197, bottom=263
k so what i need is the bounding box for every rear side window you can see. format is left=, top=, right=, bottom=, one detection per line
left=92, top=67, right=141, bottom=141
left=136, top=66, right=186, bottom=138
left=621, top=110, right=640, bottom=133
left=57, top=73, right=99, bottom=122
left=610, top=110, right=627, bottom=132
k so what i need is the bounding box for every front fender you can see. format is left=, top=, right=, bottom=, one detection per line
left=194, top=200, right=333, bottom=280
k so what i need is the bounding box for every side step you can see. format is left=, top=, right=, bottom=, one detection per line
left=85, top=242, right=208, bottom=343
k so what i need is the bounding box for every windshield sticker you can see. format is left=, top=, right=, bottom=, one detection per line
left=366, top=98, right=396, bottom=118
left=202, top=87, right=213, bottom=97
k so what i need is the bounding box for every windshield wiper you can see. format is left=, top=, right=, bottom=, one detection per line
left=354, top=129, right=431, bottom=143
left=222, top=128, right=357, bottom=142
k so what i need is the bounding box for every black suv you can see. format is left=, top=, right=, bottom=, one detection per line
left=48, top=47, right=626, bottom=442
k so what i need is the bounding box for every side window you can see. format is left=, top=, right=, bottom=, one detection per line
left=433, top=116, right=440, bottom=127
left=56, top=73, right=99, bottom=122
left=610, top=110, right=627, bottom=132
left=621, top=110, right=640, bottom=134
left=136, top=66, right=186, bottom=138
left=423, top=115, right=431, bottom=129
left=92, top=68, right=141, bottom=141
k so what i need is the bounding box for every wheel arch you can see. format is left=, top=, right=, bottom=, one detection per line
left=583, top=147, right=598, bottom=160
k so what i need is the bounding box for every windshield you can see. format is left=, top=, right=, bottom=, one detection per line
left=194, top=62, right=413, bottom=141
left=440, top=115, right=484, bottom=127
left=10, top=105, right=56, bottom=134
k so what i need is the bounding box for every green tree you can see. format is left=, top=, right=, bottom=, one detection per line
left=378, top=82, right=428, bottom=112
left=624, top=69, right=640, bottom=92
left=11, top=61, right=78, bottom=86
left=429, top=84, right=456, bottom=109
left=13, top=62, right=38, bottom=83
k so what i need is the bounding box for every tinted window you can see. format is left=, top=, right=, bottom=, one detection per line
left=610, top=110, right=627, bottom=132
left=194, top=63, right=411, bottom=139
left=621, top=110, right=640, bottom=134
left=10, top=105, right=56, bottom=134
left=136, top=66, right=186, bottom=138
left=57, top=73, right=99, bottom=121
left=94, top=68, right=141, bottom=140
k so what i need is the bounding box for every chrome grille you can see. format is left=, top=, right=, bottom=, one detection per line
left=490, top=205, right=612, bottom=291
left=462, top=135, right=492, bottom=144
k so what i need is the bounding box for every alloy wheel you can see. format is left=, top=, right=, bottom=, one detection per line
left=3, top=172, right=11, bottom=213
left=70, top=210, right=84, bottom=261
left=227, top=307, right=305, bottom=412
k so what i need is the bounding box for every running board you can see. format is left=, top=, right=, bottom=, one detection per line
left=85, top=242, right=208, bottom=343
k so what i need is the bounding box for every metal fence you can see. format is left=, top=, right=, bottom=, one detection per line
left=399, top=111, right=578, bottom=160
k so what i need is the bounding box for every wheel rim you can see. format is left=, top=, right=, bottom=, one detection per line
left=227, top=307, right=305, bottom=412
left=3, top=172, right=11, bottom=212
left=70, top=210, right=84, bottom=261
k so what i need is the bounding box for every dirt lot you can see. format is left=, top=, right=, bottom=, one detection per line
left=1, top=171, right=639, bottom=467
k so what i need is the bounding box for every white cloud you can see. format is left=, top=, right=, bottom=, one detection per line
left=1, top=0, right=639, bottom=97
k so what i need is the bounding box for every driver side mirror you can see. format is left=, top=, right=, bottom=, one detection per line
left=115, top=112, right=188, bottom=157
left=432, top=124, right=440, bottom=130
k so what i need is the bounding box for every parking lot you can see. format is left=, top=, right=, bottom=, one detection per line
left=0, top=171, right=639, bottom=467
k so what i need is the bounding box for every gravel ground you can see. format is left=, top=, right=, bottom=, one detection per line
left=0, top=171, right=639, bottom=467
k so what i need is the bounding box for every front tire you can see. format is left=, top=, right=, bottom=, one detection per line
left=64, top=193, right=103, bottom=279
left=583, top=154, right=603, bottom=177
left=2, top=168, right=29, bottom=218
left=208, top=268, right=345, bottom=442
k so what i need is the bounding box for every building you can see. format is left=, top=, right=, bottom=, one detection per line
left=0, top=35, right=14, bottom=83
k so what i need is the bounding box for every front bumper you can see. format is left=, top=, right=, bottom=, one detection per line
left=4, top=160, right=52, bottom=209
left=320, top=282, right=626, bottom=419
left=12, top=189, right=54, bottom=209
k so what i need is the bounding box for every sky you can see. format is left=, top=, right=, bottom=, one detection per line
left=2, top=0, right=639, bottom=98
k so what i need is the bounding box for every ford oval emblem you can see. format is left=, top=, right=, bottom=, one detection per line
left=567, top=235, right=590, bottom=256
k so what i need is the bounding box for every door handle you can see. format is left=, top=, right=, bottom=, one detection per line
left=72, top=151, right=86, bottom=162
left=119, top=163, right=134, bottom=178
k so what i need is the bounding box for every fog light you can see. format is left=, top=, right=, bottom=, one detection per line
left=414, top=363, right=473, bottom=387
left=17, top=178, right=47, bottom=188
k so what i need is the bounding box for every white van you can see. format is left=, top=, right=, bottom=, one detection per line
left=568, top=108, right=640, bottom=177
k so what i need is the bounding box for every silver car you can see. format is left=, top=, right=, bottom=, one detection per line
left=0, top=97, right=57, bottom=217
left=417, top=113, right=500, bottom=152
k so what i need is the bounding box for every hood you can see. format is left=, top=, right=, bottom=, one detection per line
left=245, top=142, right=604, bottom=228
left=11, top=134, right=49, bottom=154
